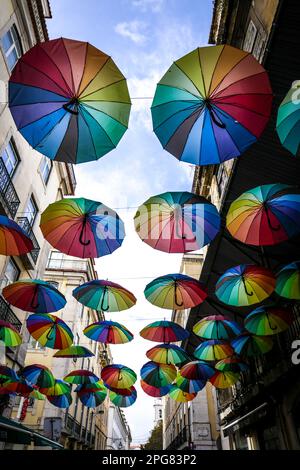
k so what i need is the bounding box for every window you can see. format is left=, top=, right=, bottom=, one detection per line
left=1, top=258, right=20, bottom=289
left=1, top=25, right=22, bottom=71
left=39, top=157, right=52, bottom=185
left=1, top=139, right=20, bottom=177
left=252, top=30, right=267, bottom=62
left=45, top=280, right=59, bottom=289
left=47, top=251, right=64, bottom=269
left=243, top=20, right=257, bottom=53
left=24, top=195, right=38, bottom=227
left=216, top=164, right=228, bottom=197
left=159, top=410, right=162, bottom=419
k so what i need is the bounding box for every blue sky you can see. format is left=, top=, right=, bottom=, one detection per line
left=47, top=0, right=213, bottom=445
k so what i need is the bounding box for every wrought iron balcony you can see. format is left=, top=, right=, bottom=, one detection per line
left=17, top=217, right=40, bottom=267
left=167, top=426, right=188, bottom=450
left=0, top=158, right=20, bottom=218
left=0, top=295, right=22, bottom=331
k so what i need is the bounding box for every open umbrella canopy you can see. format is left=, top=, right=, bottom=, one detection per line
left=175, top=374, right=206, bottom=394
left=275, top=261, right=300, bottom=299
left=194, top=340, right=233, bottom=361
left=140, top=320, right=189, bottom=343
left=78, top=390, right=107, bottom=408
left=146, top=343, right=190, bottom=366
left=3, top=279, right=66, bottom=314
left=75, top=380, right=106, bottom=393
left=168, top=384, right=197, bottom=403
left=245, top=306, right=293, bottom=336
left=9, top=37, right=131, bottom=164
left=140, top=361, right=177, bottom=387
left=151, top=44, right=272, bottom=166
left=0, top=320, right=22, bottom=347
left=83, top=320, right=133, bottom=344
left=20, top=364, right=55, bottom=389
left=134, top=191, right=220, bottom=253
left=0, top=215, right=33, bottom=256
left=179, top=360, right=215, bottom=381
left=215, top=264, right=275, bottom=307
left=26, top=313, right=73, bottom=349
left=0, top=366, right=19, bottom=383
left=276, top=82, right=300, bottom=156
left=101, top=364, right=137, bottom=389
left=30, top=389, right=46, bottom=400
left=53, top=345, right=94, bottom=358
left=140, top=379, right=171, bottom=397
left=2, top=379, right=33, bottom=396
left=109, top=386, right=137, bottom=408
left=39, top=379, right=71, bottom=396
left=226, top=184, right=300, bottom=246
left=48, top=393, right=72, bottom=408
left=232, top=333, right=273, bottom=357
left=193, top=315, right=242, bottom=340
left=73, top=279, right=136, bottom=312
left=215, top=357, right=249, bottom=373
left=103, top=383, right=133, bottom=396
left=144, top=273, right=207, bottom=310
left=64, top=370, right=99, bottom=385
left=40, top=198, right=125, bottom=259
left=209, top=370, right=240, bottom=389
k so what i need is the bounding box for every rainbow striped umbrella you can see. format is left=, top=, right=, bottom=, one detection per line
left=75, top=381, right=106, bottom=393
left=245, top=306, right=293, bottom=336
left=101, top=365, right=137, bottom=389
left=20, top=364, right=55, bottom=388
left=151, top=45, right=272, bottom=166
left=275, top=261, right=300, bottom=299
left=3, top=279, right=66, bottom=314
left=64, top=370, right=99, bottom=385
left=0, top=215, right=33, bottom=256
left=215, top=264, right=275, bottom=307
left=39, top=379, right=71, bottom=396
left=194, top=340, right=233, bottom=361
left=9, top=37, right=131, bottom=164
left=215, top=358, right=249, bottom=373
left=140, top=320, right=189, bottom=343
left=0, top=366, right=19, bottom=383
left=226, top=184, right=300, bottom=246
left=140, top=361, right=177, bottom=387
left=140, top=380, right=171, bottom=398
left=144, top=273, right=207, bottom=310
left=168, top=384, right=197, bottom=403
left=232, top=333, right=273, bottom=357
left=134, top=191, right=220, bottom=253
left=176, top=374, right=206, bottom=394
left=48, top=393, right=72, bottom=408
left=146, top=344, right=190, bottom=366
left=276, top=83, right=300, bottom=155
left=73, top=279, right=136, bottom=312
left=2, top=379, right=33, bottom=396
left=26, top=313, right=73, bottom=349
left=103, top=383, right=133, bottom=396
left=30, top=389, right=45, bottom=400
left=209, top=370, right=240, bottom=388
left=109, top=387, right=137, bottom=407
left=193, top=315, right=242, bottom=340
left=179, top=360, right=215, bottom=381
left=0, top=320, right=22, bottom=347
left=53, top=345, right=94, bottom=358
left=83, top=320, right=133, bottom=344
left=40, top=198, right=125, bottom=259
left=78, top=386, right=107, bottom=408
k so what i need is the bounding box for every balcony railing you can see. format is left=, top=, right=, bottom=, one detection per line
left=167, top=426, right=188, bottom=450
left=0, top=158, right=20, bottom=218
left=17, top=217, right=40, bottom=266
left=0, top=295, right=22, bottom=331
left=65, top=414, right=82, bottom=439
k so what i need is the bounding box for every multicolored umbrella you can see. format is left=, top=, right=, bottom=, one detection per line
left=215, top=357, right=249, bottom=373
left=144, top=273, right=207, bottom=310
left=168, top=384, right=197, bottom=403
left=83, top=320, right=133, bottom=344
left=40, top=198, right=125, bottom=259
left=73, top=279, right=136, bottom=312
left=179, top=360, right=215, bottom=381
left=245, top=306, right=293, bottom=336
left=0, top=215, right=33, bottom=256
left=3, top=279, right=66, bottom=313
left=176, top=374, right=206, bottom=394
left=20, top=364, right=55, bottom=388
left=64, top=370, right=99, bottom=385
left=194, top=340, right=233, bottom=361
left=226, top=184, right=300, bottom=246
left=275, top=261, right=300, bottom=299
left=39, top=379, right=71, bottom=396
left=0, top=366, right=19, bottom=383
left=78, top=388, right=107, bottom=408
left=0, top=320, right=22, bottom=347
left=215, top=264, right=275, bottom=307
left=109, top=387, right=137, bottom=407
left=101, top=364, right=137, bottom=389
left=193, top=315, right=242, bottom=340
left=151, top=45, right=272, bottom=166
left=146, top=344, right=190, bottom=365
left=26, top=313, right=73, bottom=349
left=47, top=393, right=72, bottom=408
left=2, top=379, right=33, bottom=396
left=9, top=37, right=131, bottom=164
left=75, top=381, right=106, bottom=393
left=103, top=384, right=133, bottom=396
left=140, top=379, right=171, bottom=398
left=134, top=191, right=220, bottom=253
left=30, top=389, right=46, bottom=400
left=140, top=361, right=177, bottom=387
left=231, top=333, right=273, bottom=357
left=276, top=83, right=300, bottom=155
left=209, top=370, right=240, bottom=388
left=53, top=345, right=94, bottom=358
left=140, top=320, right=189, bottom=343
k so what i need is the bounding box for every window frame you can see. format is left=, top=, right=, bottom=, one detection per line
left=1, top=24, right=23, bottom=72
left=1, top=257, right=20, bottom=289
left=1, top=138, right=20, bottom=178
left=243, top=19, right=258, bottom=53
left=24, top=194, right=38, bottom=227
left=39, top=157, right=53, bottom=186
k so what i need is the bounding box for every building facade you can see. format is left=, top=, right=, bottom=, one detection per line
left=106, top=404, right=132, bottom=450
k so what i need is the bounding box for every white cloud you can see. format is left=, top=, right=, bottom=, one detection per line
left=131, top=0, right=164, bottom=12
left=115, top=20, right=148, bottom=44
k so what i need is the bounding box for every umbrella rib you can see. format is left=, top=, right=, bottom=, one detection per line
left=161, top=107, right=203, bottom=150
left=172, top=61, right=205, bottom=100
left=82, top=102, right=128, bottom=128
left=207, top=45, right=225, bottom=95
left=78, top=56, right=110, bottom=98
left=197, top=47, right=207, bottom=97
left=152, top=101, right=201, bottom=133
left=80, top=78, right=127, bottom=100
left=210, top=52, right=251, bottom=97
left=80, top=104, right=115, bottom=150
left=213, top=97, right=272, bottom=118
left=40, top=43, right=74, bottom=96
left=60, top=39, right=76, bottom=94
left=30, top=110, right=70, bottom=150
left=212, top=71, right=268, bottom=99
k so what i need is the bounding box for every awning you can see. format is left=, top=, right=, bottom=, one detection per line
left=0, top=416, right=64, bottom=449
left=222, top=402, right=268, bottom=437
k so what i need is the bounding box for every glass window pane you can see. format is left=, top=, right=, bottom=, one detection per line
left=1, top=30, right=13, bottom=53
left=7, top=48, right=18, bottom=71
left=2, top=141, right=18, bottom=176
left=24, top=196, right=37, bottom=225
